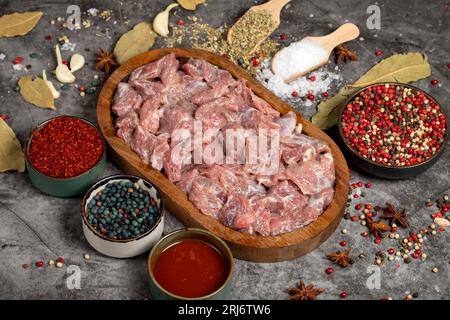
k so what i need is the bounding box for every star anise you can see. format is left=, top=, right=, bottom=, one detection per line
left=326, top=248, right=352, bottom=267
left=96, top=48, right=117, bottom=73
left=366, top=216, right=391, bottom=238
left=333, top=44, right=358, bottom=64
left=288, top=280, right=324, bottom=300
left=381, top=203, right=409, bottom=228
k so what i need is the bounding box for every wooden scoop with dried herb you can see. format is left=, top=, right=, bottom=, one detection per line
left=227, top=0, right=290, bottom=57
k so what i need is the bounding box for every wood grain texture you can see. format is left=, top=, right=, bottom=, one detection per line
left=96, top=48, right=350, bottom=262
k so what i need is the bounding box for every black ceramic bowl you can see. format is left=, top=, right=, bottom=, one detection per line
left=337, top=82, right=448, bottom=179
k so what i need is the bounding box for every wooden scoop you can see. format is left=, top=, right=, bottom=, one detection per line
left=272, top=23, right=360, bottom=83
left=227, top=0, right=291, bottom=56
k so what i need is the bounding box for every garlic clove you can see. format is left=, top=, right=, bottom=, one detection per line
left=153, top=3, right=179, bottom=37
left=55, top=65, right=75, bottom=83
left=42, top=70, right=60, bottom=99
left=70, top=53, right=85, bottom=72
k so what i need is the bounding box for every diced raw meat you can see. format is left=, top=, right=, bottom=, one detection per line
left=114, top=54, right=336, bottom=237
left=159, top=100, right=196, bottom=135
left=308, top=187, right=334, bottom=212
left=116, top=111, right=139, bottom=144
left=163, top=138, right=192, bottom=182
left=255, top=163, right=287, bottom=187
left=130, top=79, right=164, bottom=100
left=182, top=58, right=217, bottom=80
left=129, top=126, right=169, bottom=171
left=129, top=53, right=179, bottom=83
left=196, top=100, right=238, bottom=130
left=185, top=78, right=209, bottom=96
left=238, top=79, right=279, bottom=117
left=206, top=68, right=235, bottom=88
left=200, top=165, right=265, bottom=197
left=139, top=99, right=161, bottom=134
left=285, top=155, right=335, bottom=195
left=176, top=168, right=199, bottom=193
left=219, top=193, right=257, bottom=230
left=111, top=83, right=143, bottom=117
left=274, top=111, right=297, bottom=138
left=188, top=176, right=226, bottom=217
left=239, top=108, right=281, bottom=131
left=269, top=181, right=308, bottom=212
left=191, top=85, right=230, bottom=105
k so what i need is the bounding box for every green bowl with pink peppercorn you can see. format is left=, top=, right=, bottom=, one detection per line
left=337, top=82, right=448, bottom=179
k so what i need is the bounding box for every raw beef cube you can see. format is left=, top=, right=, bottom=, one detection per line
left=129, top=52, right=179, bottom=82
left=219, top=193, right=256, bottom=230
left=195, top=99, right=238, bottom=130
left=130, top=79, right=164, bottom=100
left=129, top=126, right=169, bottom=171
left=181, top=58, right=217, bottom=80
left=285, top=154, right=335, bottom=195
left=159, top=53, right=180, bottom=86
left=176, top=168, right=200, bottom=193
left=205, top=68, right=236, bottom=88
left=163, top=138, right=192, bottom=182
left=188, top=176, right=226, bottom=217
left=116, top=111, right=139, bottom=144
left=239, top=108, right=281, bottom=131
left=185, top=78, right=209, bottom=96
left=274, top=111, right=297, bottom=138
left=238, top=79, right=279, bottom=117
left=308, top=187, right=334, bottom=212
left=139, top=99, right=161, bottom=134
left=269, top=180, right=309, bottom=212
left=191, top=85, right=230, bottom=105
left=159, top=100, right=196, bottom=135
left=111, top=83, right=143, bottom=117
left=255, top=163, right=287, bottom=187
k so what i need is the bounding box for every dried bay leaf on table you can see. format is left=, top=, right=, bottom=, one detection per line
left=113, top=22, right=157, bottom=65
left=177, top=0, right=197, bottom=10
left=0, top=11, right=43, bottom=37
left=18, top=75, right=55, bottom=110
left=311, top=52, right=432, bottom=130
left=0, top=119, right=25, bottom=173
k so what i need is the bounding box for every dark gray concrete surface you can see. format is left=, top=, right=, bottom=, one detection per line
left=0, top=0, right=449, bottom=299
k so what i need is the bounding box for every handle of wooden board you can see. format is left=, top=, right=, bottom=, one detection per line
left=321, top=23, right=360, bottom=51
left=260, top=0, right=292, bottom=12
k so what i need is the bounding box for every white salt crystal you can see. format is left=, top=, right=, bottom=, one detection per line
left=272, top=39, right=328, bottom=83
left=257, top=58, right=341, bottom=101
left=0, top=53, right=5, bottom=60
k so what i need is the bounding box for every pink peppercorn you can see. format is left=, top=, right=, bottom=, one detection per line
left=326, top=267, right=334, bottom=274
left=340, top=291, right=347, bottom=298
left=340, top=240, right=347, bottom=247
left=308, top=75, right=316, bottom=81
left=292, top=91, right=298, bottom=97
left=431, top=79, right=439, bottom=85
left=280, top=34, right=286, bottom=40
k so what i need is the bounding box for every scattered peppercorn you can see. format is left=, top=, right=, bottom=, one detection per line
left=431, top=79, right=439, bottom=86
left=280, top=33, right=286, bottom=40
left=36, top=261, right=44, bottom=268
left=325, top=267, right=334, bottom=274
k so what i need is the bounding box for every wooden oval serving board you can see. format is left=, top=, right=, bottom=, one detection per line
left=97, top=48, right=349, bottom=262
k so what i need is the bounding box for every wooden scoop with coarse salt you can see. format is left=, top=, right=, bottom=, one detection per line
left=227, top=0, right=291, bottom=57
left=272, top=23, right=360, bottom=83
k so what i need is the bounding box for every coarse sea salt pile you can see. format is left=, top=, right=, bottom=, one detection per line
left=272, top=39, right=328, bottom=82
left=256, top=58, right=342, bottom=107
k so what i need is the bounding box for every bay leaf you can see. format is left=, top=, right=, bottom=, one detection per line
left=113, top=22, right=157, bottom=65
left=177, top=0, right=197, bottom=10
left=311, top=52, right=431, bottom=130
left=18, top=75, right=55, bottom=110
left=0, top=119, right=25, bottom=173
left=0, top=11, right=43, bottom=37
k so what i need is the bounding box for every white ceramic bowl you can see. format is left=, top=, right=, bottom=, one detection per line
left=81, top=175, right=165, bottom=258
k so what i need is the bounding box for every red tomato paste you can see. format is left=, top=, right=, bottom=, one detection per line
left=153, top=239, right=228, bottom=298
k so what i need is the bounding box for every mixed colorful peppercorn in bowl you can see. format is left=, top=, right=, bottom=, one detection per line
left=26, top=115, right=106, bottom=197
left=81, top=175, right=164, bottom=258
left=338, top=83, right=448, bottom=179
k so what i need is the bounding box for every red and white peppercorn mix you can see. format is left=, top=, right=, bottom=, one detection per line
left=341, top=84, right=447, bottom=167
